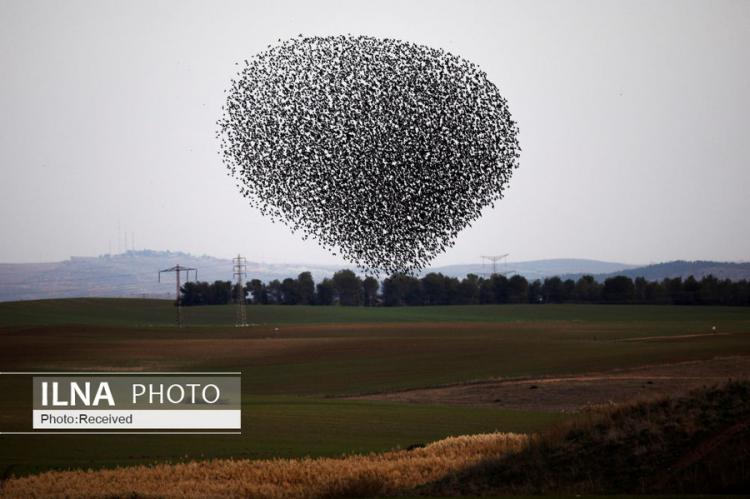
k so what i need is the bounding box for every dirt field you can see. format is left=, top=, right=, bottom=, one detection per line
left=354, top=356, right=750, bottom=411
left=2, top=300, right=749, bottom=476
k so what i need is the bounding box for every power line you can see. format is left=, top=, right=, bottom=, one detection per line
left=158, top=264, right=197, bottom=327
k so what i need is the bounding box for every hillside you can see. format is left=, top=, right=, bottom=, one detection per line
left=0, top=252, right=637, bottom=302
left=431, top=258, right=637, bottom=280
left=582, top=260, right=750, bottom=282
left=0, top=433, right=529, bottom=498
left=1, top=251, right=747, bottom=302
left=424, top=382, right=750, bottom=495
left=3, top=383, right=748, bottom=497
left=0, top=250, right=342, bottom=302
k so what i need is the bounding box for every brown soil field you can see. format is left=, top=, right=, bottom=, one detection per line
left=353, top=356, right=750, bottom=411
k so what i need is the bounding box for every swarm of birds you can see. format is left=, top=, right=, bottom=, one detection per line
left=218, top=35, right=520, bottom=275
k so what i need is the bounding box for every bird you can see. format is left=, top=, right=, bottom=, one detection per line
left=218, top=35, right=520, bottom=275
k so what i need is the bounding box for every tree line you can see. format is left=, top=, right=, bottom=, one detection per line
left=180, top=271, right=750, bottom=307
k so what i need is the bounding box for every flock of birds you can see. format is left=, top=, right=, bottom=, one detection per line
left=218, top=35, right=520, bottom=275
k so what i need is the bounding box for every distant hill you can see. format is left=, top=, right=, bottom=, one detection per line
left=562, top=260, right=750, bottom=282
left=0, top=251, right=746, bottom=302
left=0, top=250, right=342, bottom=302
left=430, top=258, right=637, bottom=281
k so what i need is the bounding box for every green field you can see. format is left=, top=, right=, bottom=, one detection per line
left=1, top=299, right=749, bottom=477
left=4, top=298, right=750, bottom=327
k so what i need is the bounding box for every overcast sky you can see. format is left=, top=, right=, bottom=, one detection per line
left=1, top=0, right=748, bottom=266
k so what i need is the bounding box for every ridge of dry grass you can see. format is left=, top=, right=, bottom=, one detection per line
left=0, top=432, right=527, bottom=498
left=423, top=381, right=750, bottom=495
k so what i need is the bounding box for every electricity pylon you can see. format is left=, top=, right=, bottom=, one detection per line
left=158, top=264, right=197, bottom=327
left=232, top=255, right=248, bottom=327
left=480, top=254, right=510, bottom=276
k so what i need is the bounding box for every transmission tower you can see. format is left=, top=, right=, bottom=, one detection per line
left=480, top=254, right=510, bottom=276
left=158, top=264, right=197, bottom=327
left=233, top=255, right=248, bottom=327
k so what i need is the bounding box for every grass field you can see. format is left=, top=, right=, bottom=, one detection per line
left=1, top=299, right=749, bottom=478
left=6, top=383, right=748, bottom=496
left=3, top=298, right=750, bottom=327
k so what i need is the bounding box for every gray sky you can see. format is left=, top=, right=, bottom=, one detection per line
left=1, top=0, right=748, bottom=266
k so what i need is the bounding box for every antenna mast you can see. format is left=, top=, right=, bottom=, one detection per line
left=158, top=264, right=198, bottom=327
left=233, top=255, right=248, bottom=327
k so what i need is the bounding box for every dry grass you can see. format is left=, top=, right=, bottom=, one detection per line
left=425, top=382, right=750, bottom=495
left=0, top=432, right=527, bottom=498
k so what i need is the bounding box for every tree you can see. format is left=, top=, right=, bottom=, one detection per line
left=180, top=272, right=750, bottom=308
left=332, top=269, right=363, bottom=306
left=479, top=277, right=494, bottom=304
left=415, top=273, right=463, bottom=304
left=266, top=279, right=282, bottom=304
left=698, top=274, right=720, bottom=305
left=444, top=276, right=462, bottom=304
left=382, top=273, right=422, bottom=306
left=507, top=275, right=529, bottom=303
left=634, top=277, right=648, bottom=303
left=456, top=274, right=480, bottom=304
left=297, top=272, right=315, bottom=305
left=663, top=277, right=684, bottom=304
left=602, top=276, right=635, bottom=303
left=422, top=273, right=447, bottom=305
left=682, top=276, right=701, bottom=305
left=562, top=279, right=575, bottom=302
left=528, top=280, right=543, bottom=303
left=363, top=276, right=379, bottom=306
left=490, top=275, right=509, bottom=303
left=574, top=275, right=601, bottom=303
left=315, top=278, right=335, bottom=305
left=281, top=278, right=300, bottom=305
left=180, top=281, right=206, bottom=306
left=542, top=277, right=564, bottom=303
left=645, top=279, right=666, bottom=304
left=209, top=280, right=233, bottom=305
left=247, top=279, right=268, bottom=304
left=403, top=275, right=424, bottom=305
left=732, top=280, right=750, bottom=306
left=232, top=282, right=246, bottom=304
left=181, top=281, right=233, bottom=306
